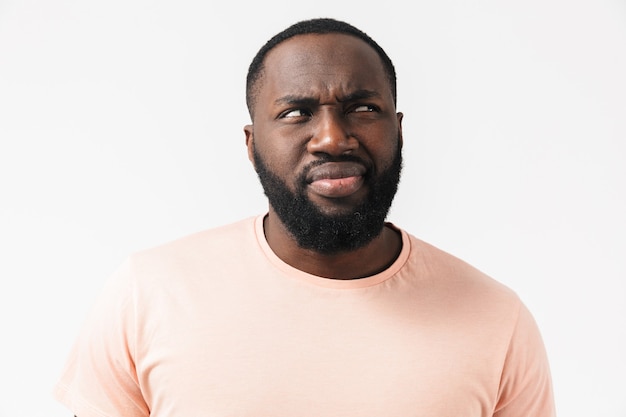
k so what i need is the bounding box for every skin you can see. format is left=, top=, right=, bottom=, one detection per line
left=244, top=33, right=404, bottom=279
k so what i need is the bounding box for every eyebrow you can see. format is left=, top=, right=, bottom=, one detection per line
left=337, top=89, right=381, bottom=103
left=273, top=89, right=381, bottom=106
left=274, top=95, right=318, bottom=107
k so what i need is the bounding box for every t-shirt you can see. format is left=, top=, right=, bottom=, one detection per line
left=54, top=215, right=555, bottom=416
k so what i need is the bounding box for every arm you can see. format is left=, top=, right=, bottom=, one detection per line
left=53, top=260, right=149, bottom=417
left=494, top=303, right=556, bottom=416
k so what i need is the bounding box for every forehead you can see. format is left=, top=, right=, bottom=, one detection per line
left=260, top=33, right=390, bottom=101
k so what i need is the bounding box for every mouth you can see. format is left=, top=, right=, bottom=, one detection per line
left=305, top=161, right=367, bottom=198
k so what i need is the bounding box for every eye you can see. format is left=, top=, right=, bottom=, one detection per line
left=352, top=104, right=378, bottom=113
left=281, top=108, right=312, bottom=119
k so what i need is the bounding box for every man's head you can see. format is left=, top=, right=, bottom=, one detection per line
left=244, top=18, right=403, bottom=255
left=246, top=18, right=397, bottom=119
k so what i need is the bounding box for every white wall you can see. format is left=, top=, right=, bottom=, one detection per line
left=0, top=1, right=624, bottom=416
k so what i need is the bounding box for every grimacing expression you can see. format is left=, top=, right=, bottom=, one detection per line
left=245, top=33, right=404, bottom=253
left=253, top=141, right=402, bottom=254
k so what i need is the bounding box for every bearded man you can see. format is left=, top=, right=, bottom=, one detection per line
left=54, top=18, right=555, bottom=417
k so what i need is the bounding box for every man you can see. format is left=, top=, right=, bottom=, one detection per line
left=54, top=18, right=555, bottom=416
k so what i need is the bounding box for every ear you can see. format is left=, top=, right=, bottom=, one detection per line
left=396, top=112, right=404, bottom=148
left=244, top=124, right=255, bottom=167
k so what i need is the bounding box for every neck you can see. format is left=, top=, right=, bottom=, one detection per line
left=263, top=211, right=402, bottom=280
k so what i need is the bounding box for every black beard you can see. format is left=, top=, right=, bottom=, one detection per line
left=253, top=144, right=402, bottom=255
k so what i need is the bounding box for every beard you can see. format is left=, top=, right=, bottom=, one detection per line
left=253, top=142, right=402, bottom=255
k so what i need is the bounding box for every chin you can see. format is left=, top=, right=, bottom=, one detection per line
left=306, top=190, right=370, bottom=216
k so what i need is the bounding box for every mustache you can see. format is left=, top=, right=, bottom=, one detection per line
left=300, top=154, right=372, bottom=178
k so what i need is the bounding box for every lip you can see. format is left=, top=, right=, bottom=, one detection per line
left=305, top=161, right=367, bottom=198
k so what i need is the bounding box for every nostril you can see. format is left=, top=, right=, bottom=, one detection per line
left=307, top=134, right=358, bottom=157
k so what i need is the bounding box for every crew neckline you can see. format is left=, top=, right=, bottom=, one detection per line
left=253, top=214, right=411, bottom=289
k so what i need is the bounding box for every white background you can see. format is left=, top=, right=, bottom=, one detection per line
left=1, top=0, right=625, bottom=416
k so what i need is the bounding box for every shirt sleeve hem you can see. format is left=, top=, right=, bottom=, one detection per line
left=53, top=382, right=112, bottom=417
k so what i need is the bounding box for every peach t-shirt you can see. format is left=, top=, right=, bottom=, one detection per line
left=54, top=215, right=555, bottom=416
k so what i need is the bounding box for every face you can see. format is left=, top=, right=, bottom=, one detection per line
left=245, top=33, right=404, bottom=253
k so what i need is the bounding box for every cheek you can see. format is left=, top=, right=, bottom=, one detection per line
left=363, top=134, right=401, bottom=171
left=253, top=139, right=307, bottom=192
left=255, top=143, right=298, bottom=177
left=253, top=129, right=309, bottom=174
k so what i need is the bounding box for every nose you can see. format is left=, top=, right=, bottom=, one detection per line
left=306, top=109, right=358, bottom=156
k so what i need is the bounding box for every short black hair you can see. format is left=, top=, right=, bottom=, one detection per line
left=245, top=17, right=397, bottom=118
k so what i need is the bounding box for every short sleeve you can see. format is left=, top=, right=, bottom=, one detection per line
left=494, top=302, right=556, bottom=417
left=53, top=259, right=150, bottom=417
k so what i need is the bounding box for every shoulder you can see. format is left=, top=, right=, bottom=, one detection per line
left=109, top=216, right=261, bottom=292
left=412, top=232, right=515, bottom=288
left=131, top=216, right=257, bottom=266
left=143, top=216, right=257, bottom=254
left=396, top=231, right=555, bottom=415
left=396, top=228, right=523, bottom=317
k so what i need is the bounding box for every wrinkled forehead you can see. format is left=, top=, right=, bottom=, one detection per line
left=260, top=33, right=390, bottom=100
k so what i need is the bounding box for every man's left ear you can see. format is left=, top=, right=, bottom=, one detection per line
left=244, top=124, right=255, bottom=167
left=397, top=112, right=404, bottom=148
